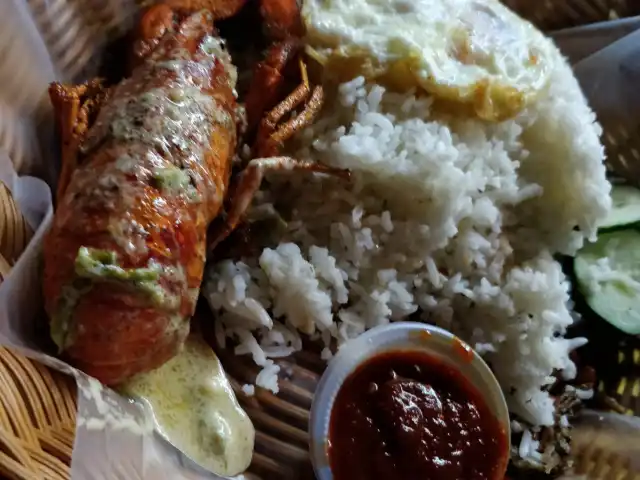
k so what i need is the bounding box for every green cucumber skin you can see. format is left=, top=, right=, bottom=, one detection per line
left=574, top=229, right=640, bottom=335
left=598, top=186, right=640, bottom=231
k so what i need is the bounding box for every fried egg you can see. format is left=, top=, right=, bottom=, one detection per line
left=302, top=0, right=556, bottom=121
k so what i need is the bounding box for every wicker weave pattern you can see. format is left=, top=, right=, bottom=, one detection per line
left=504, top=0, right=640, bottom=30
left=1, top=0, right=640, bottom=478
left=25, top=0, right=138, bottom=81
left=0, top=348, right=76, bottom=480
left=0, top=180, right=72, bottom=480
left=573, top=447, right=640, bottom=480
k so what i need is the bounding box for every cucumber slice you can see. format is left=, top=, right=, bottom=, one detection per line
left=599, top=185, right=640, bottom=230
left=574, top=229, right=640, bottom=335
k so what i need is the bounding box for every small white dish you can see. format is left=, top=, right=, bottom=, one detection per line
left=308, top=322, right=510, bottom=480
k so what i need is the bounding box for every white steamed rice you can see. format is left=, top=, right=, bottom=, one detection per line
left=204, top=48, right=610, bottom=429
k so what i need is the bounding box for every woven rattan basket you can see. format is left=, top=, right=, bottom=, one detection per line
left=2, top=1, right=640, bottom=479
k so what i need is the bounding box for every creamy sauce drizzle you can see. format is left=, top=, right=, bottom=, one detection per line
left=119, top=333, right=255, bottom=477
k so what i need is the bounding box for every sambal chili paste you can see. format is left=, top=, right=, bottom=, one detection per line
left=327, top=350, right=508, bottom=480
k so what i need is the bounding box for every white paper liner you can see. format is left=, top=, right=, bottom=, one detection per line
left=0, top=0, right=638, bottom=478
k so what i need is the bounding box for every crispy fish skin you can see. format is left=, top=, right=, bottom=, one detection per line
left=43, top=11, right=238, bottom=385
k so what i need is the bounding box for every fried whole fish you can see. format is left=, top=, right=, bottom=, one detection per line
left=43, top=2, right=347, bottom=385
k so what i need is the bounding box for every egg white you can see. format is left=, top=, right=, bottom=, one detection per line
left=303, top=0, right=556, bottom=121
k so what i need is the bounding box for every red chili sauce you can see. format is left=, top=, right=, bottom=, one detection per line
left=328, top=350, right=508, bottom=480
